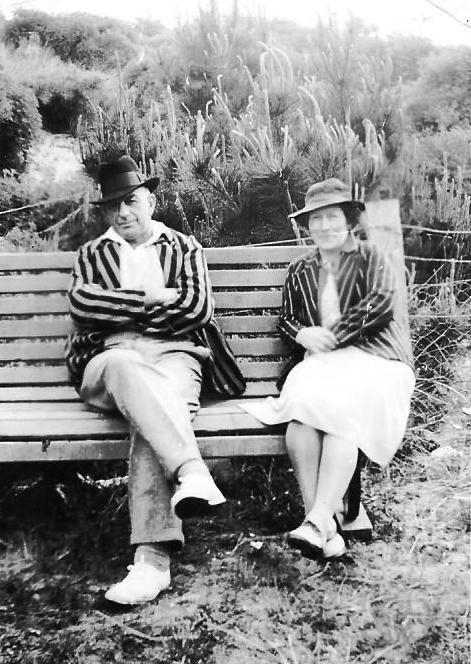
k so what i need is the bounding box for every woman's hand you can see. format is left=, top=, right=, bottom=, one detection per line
left=296, top=326, right=337, bottom=354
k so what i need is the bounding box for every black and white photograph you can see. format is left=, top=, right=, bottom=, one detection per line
left=0, top=0, right=469, bottom=662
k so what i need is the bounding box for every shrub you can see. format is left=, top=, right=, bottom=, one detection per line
left=4, top=9, right=138, bottom=70
left=0, top=40, right=106, bottom=134
left=405, top=46, right=471, bottom=131
left=0, top=73, right=41, bottom=172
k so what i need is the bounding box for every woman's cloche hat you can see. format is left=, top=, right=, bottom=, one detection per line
left=92, top=155, right=159, bottom=206
left=289, top=178, right=365, bottom=224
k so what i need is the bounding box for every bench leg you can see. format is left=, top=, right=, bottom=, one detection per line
left=335, top=502, right=373, bottom=541
left=336, top=451, right=372, bottom=541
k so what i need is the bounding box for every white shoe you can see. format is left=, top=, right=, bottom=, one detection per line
left=287, top=520, right=346, bottom=560
left=104, top=561, right=170, bottom=605
left=287, top=521, right=325, bottom=559
left=323, top=532, right=346, bottom=559
left=171, top=472, right=226, bottom=519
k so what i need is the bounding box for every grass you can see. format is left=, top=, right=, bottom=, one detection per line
left=0, top=413, right=469, bottom=663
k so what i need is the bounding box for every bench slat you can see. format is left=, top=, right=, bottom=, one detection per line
left=0, top=360, right=284, bottom=385
left=0, top=399, right=253, bottom=414
left=0, top=337, right=286, bottom=361
left=0, top=435, right=286, bottom=462
left=0, top=269, right=288, bottom=292
left=0, top=291, right=283, bottom=314
left=0, top=315, right=280, bottom=338
left=0, top=380, right=278, bottom=401
left=1, top=407, right=275, bottom=437
left=0, top=246, right=304, bottom=271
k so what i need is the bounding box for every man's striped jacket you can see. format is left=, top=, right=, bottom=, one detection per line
left=65, top=226, right=246, bottom=396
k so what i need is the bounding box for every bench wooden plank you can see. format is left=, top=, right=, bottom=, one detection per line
left=0, top=269, right=288, bottom=292
left=1, top=409, right=276, bottom=437
left=0, top=380, right=278, bottom=401
left=0, top=399, right=254, bottom=414
left=0, top=360, right=284, bottom=385
left=0, top=291, right=283, bottom=314
left=0, top=246, right=304, bottom=271
left=0, top=318, right=72, bottom=338
left=0, top=337, right=286, bottom=361
left=0, top=435, right=286, bottom=462
left=0, top=386, right=79, bottom=401
left=0, top=315, right=281, bottom=338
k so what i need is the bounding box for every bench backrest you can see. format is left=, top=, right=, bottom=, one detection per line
left=0, top=200, right=409, bottom=404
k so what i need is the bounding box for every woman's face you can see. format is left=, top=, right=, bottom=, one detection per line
left=307, top=205, right=349, bottom=251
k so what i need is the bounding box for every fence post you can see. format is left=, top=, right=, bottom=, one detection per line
left=449, top=258, right=457, bottom=316
left=283, top=180, right=305, bottom=245
left=363, top=199, right=412, bottom=357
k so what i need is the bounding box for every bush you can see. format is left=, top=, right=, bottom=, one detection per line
left=0, top=40, right=106, bottom=134
left=0, top=73, right=41, bottom=172
left=4, top=9, right=138, bottom=69
left=406, top=46, right=471, bottom=131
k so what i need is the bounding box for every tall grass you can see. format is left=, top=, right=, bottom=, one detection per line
left=78, top=45, right=386, bottom=245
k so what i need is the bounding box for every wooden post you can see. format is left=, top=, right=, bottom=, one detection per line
left=362, top=199, right=412, bottom=357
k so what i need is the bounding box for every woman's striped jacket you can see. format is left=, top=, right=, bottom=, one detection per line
left=277, top=239, right=414, bottom=388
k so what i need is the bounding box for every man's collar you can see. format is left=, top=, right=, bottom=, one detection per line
left=99, top=220, right=173, bottom=247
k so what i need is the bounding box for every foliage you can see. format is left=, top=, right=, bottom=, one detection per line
left=4, top=9, right=138, bottom=70
left=385, top=34, right=437, bottom=82
left=0, top=39, right=106, bottom=133
left=0, top=73, right=41, bottom=172
left=406, top=46, right=471, bottom=131
left=78, top=41, right=387, bottom=246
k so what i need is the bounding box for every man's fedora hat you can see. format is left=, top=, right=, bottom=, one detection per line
left=92, top=155, right=159, bottom=206
left=289, top=178, right=365, bottom=224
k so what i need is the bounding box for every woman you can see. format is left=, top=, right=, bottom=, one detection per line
left=241, top=178, right=415, bottom=560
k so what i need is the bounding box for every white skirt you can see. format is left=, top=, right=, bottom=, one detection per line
left=240, top=347, right=415, bottom=467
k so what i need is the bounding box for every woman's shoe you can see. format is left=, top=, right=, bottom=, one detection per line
left=322, top=532, right=346, bottom=559
left=287, top=521, right=326, bottom=559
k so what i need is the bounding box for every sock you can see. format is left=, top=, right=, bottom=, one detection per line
left=176, top=458, right=210, bottom=481
left=134, top=543, right=170, bottom=571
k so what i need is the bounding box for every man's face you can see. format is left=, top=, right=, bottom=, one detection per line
left=103, top=187, right=156, bottom=246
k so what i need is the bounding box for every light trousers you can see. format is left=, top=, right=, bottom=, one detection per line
left=80, top=334, right=210, bottom=548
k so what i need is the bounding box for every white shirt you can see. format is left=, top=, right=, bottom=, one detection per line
left=103, top=220, right=167, bottom=291
left=319, top=269, right=341, bottom=329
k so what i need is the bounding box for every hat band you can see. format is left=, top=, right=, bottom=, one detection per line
left=304, top=192, right=352, bottom=210
left=101, top=171, right=144, bottom=197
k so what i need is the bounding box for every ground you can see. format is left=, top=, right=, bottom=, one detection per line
left=0, top=354, right=469, bottom=664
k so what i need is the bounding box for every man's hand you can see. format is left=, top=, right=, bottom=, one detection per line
left=144, top=287, right=179, bottom=307
left=295, top=326, right=337, bottom=354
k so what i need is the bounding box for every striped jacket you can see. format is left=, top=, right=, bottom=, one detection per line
left=65, top=226, right=246, bottom=396
left=278, top=238, right=413, bottom=388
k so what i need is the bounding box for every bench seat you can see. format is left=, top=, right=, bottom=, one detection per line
left=0, top=202, right=410, bottom=537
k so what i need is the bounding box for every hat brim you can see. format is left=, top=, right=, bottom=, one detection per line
left=91, top=176, right=160, bottom=206
left=289, top=198, right=365, bottom=223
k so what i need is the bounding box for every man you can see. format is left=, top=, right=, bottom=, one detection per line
left=65, top=156, right=245, bottom=605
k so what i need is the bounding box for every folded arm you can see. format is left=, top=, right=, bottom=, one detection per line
left=68, top=245, right=146, bottom=328
left=144, top=235, right=214, bottom=335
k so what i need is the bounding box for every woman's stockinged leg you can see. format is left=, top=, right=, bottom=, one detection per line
left=285, top=421, right=323, bottom=514
left=307, top=434, right=358, bottom=531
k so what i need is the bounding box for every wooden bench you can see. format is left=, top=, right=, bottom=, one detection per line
left=0, top=201, right=409, bottom=536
